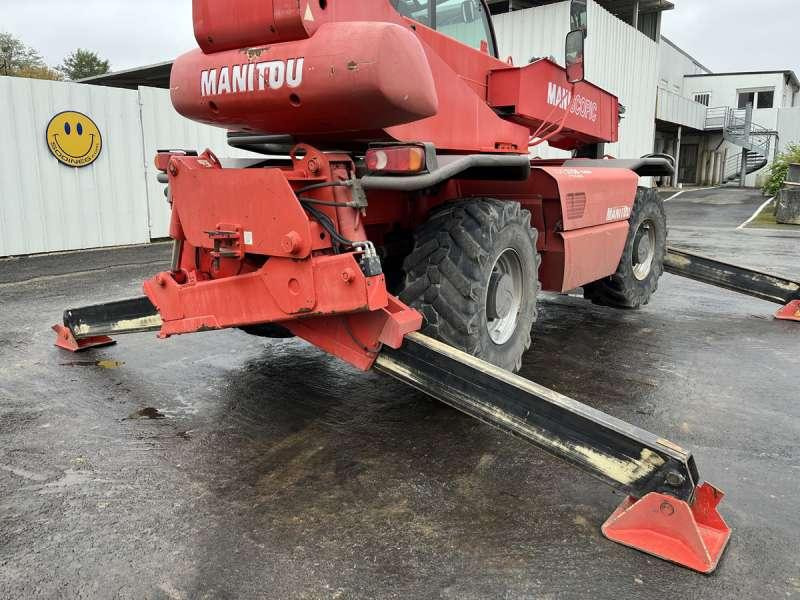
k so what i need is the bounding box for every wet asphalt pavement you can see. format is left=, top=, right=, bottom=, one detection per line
left=1, top=187, right=798, bottom=599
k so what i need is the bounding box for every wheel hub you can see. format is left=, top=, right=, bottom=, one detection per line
left=487, top=273, right=514, bottom=320
left=632, top=220, right=656, bottom=281
left=485, top=249, right=524, bottom=345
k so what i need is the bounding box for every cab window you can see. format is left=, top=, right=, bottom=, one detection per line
left=436, top=0, right=495, bottom=54
left=392, top=0, right=431, bottom=27
left=391, top=0, right=497, bottom=56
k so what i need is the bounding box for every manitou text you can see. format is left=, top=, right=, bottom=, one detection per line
left=200, top=58, right=304, bottom=96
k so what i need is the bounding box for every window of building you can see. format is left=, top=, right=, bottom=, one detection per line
left=757, top=90, right=774, bottom=109
left=737, top=88, right=775, bottom=110
left=694, top=93, right=711, bottom=106
left=737, top=92, right=755, bottom=109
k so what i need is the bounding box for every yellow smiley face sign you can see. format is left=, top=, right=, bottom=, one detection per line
left=46, top=111, right=103, bottom=168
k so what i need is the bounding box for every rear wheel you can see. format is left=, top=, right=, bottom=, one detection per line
left=583, top=187, right=667, bottom=309
left=400, top=199, right=540, bottom=373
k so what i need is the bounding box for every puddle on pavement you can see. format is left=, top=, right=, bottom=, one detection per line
left=126, top=407, right=166, bottom=420
left=60, top=359, right=124, bottom=369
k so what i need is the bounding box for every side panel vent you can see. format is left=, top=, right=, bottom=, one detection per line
left=566, top=192, right=587, bottom=219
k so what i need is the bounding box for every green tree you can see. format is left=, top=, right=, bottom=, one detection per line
left=762, top=143, right=800, bottom=197
left=0, top=31, right=46, bottom=76
left=58, top=49, right=111, bottom=80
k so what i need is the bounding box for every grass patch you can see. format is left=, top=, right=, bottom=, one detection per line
left=743, top=198, right=800, bottom=230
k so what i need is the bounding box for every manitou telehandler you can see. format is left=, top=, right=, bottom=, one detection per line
left=53, top=0, right=735, bottom=572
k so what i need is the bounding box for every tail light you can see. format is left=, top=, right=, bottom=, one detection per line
left=365, top=145, right=427, bottom=174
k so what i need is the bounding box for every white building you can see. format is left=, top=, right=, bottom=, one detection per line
left=656, top=59, right=800, bottom=187
left=492, top=1, right=800, bottom=187
left=682, top=71, right=800, bottom=186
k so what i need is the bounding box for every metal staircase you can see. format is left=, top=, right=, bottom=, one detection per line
left=705, top=107, right=773, bottom=183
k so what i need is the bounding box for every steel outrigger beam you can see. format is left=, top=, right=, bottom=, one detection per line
left=52, top=297, right=163, bottom=351
left=53, top=298, right=731, bottom=573
left=376, top=333, right=730, bottom=573
left=665, top=247, right=800, bottom=321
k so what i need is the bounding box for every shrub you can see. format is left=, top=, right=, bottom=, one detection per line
left=763, top=143, right=800, bottom=197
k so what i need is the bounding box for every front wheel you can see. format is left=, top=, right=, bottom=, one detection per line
left=583, top=187, right=667, bottom=309
left=399, top=199, right=540, bottom=373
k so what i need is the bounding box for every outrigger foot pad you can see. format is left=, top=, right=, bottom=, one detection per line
left=52, top=324, right=116, bottom=352
left=775, top=300, right=800, bottom=322
left=602, top=482, right=731, bottom=574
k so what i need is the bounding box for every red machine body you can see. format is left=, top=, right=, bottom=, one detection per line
left=54, top=0, right=733, bottom=575
left=173, top=0, right=617, bottom=153
left=153, top=0, right=636, bottom=371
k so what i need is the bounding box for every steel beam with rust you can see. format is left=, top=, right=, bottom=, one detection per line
left=53, top=297, right=162, bottom=352
left=665, top=247, right=800, bottom=321
left=376, top=332, right=731, bottom=573
left=61, top=297, right=163, bottom=342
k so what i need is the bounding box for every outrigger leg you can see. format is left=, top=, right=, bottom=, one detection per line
left=53, top=299, right=732, bottom=573
left=52, top=297, right=162, bottom=352
left=665, top=247, right=800, bottom=322
left=376, top=333, right=731, bottom=573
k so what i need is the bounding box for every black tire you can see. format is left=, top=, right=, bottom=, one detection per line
left=583, top=187, right=667, bottom=309
left=399, top=199, right=540, bottom=373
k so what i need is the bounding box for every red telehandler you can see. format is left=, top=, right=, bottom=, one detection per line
left=53, top=0, right=733, bottom=572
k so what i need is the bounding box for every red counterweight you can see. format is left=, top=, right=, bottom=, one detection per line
left=171, top=21, right=440, bottom=136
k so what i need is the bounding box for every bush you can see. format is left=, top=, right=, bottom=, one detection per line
left=763, top=143, right=800, bottom=197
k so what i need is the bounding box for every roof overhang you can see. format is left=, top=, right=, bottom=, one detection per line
left=487, top=0, right=675, bottom=15
left=685, top=70, right=800, bottom=89
left=79, top=61, right=173, bottom=90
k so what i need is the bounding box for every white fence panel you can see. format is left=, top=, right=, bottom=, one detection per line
left=138, top=86, right=262, bottom=239
left=0, top=76, right=150, bottom=257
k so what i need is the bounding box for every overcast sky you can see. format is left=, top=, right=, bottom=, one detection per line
left=2, top=0, right=797, bottom=75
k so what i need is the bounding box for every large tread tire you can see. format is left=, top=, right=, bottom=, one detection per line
left=399, top=199, right=540, bottom=373
left=583, top=187, right=667, bottom=309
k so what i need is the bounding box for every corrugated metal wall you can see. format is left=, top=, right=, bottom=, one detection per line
left=656, top=88, right=706, bottom=130
left=0, top=76, right=150, bottom=257
left=0, top=78, right=259, bottom=256
left=138, top=87, right=257, bottom=239
left=777, top=108, right=800, bottom=154
left=493, top=0, right=659, bottom=163
left=658, top=39, right=710, bottom=95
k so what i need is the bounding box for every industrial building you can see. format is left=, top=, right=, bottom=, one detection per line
left=2, top=0, right=799, bottom=258
left=492, top=1, right=800, bottom=187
